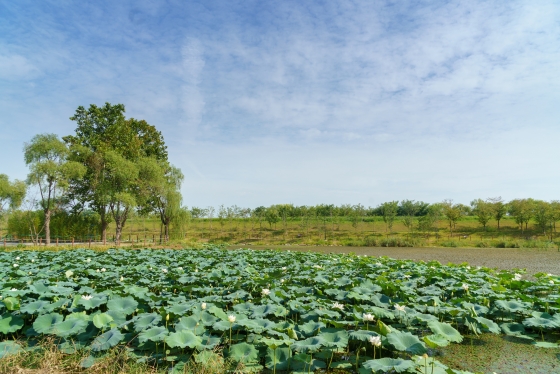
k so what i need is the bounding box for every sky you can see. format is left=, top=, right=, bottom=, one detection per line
left=1, top=0, right=559, bottom=209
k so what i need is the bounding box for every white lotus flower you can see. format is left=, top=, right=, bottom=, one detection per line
left=261, top=288, right=270, bottom=296
left=550, top=280, right=555, bottom=285
left=369, top=335, right=381, bottom=347
left=403, top=274, right=411, bottom=279
left=162, top=268, right=168, bottom=273
left=120, top=276, right=124, bottom=282
left=228, top=315, right=236, bottom=323
left=65, top=270, right=74, bottom=278
left=13, top=264, right=18, bottom=268
left=10, top=288, right=17, bottom=291
left=394, top=304, right=406, bottom=313
left=81, top=295, right=93, bottom=300
left=201, top=302, right=207, bottom=310
left=101, top=268, right=106, bottom=272
left=96, top=269, right=100, bottom=272
left=514, top=273, right=522, bottom=281
left=333, top=302, right=344, bottom=310
left=85, top=258, right=91, bottom=263
left=282, top=266, right=287, bottom=271
left=177, top=267, right=183, bottom=271
left=281, top=279, right=285, bottom=283
left=15, top=256, right=20, bottom=260
left=31, top=259, right=35, bottom=263
left=363, top=313, right=375, bottom=322
left=461, top=283, right=469, bottom=291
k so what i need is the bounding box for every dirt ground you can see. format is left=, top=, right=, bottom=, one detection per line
left=229, top=245, right=560, bottom=275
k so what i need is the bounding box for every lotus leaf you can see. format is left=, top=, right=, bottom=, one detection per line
left=387, top=330, right=427, bottom=355
left=53, top=318, right=88, bottom=337
left=319, top=330, right=349, bottom=348
left=427, top=321, right=463, bottom=343
left=362, top=358, right=415, bottom=373
left=138, top=326, right=168, bottom=343
left=91, top=328, right=124, bottom=351
left=265, top=346, right=292, bottom=370
left=33, top=313, right=64, bottom=334
left=93, top=313, right=114, bottom=330
left=228, top=342, right=259, bottom=363
left=0, top=341, right=22, bottom=359
left=166, top=330, right=202, bottom=349
left=107, top=296, right=138, bottom=315
left=292, top=336, right=325, bottom=352
left=134, top=313, right=162, bottom=331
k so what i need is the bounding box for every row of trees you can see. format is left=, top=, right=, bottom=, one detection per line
left=3, top=103, right=185, bottom=245
left=187, top=198, right=560, bottom=236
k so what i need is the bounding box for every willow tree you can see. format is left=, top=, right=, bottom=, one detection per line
left=24, top=134, right=86, bottom=244
left=138, top=160, right=184, bottom=243
left=0, top=174, right=26, bottom=219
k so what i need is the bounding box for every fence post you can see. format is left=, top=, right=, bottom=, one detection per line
left=56, top=238, right=59, bottom=246
left=89, top=239, right=91, bottom=248
left=3, top=238, right=5, bottom=249
left=39, top=237, right=42, bottom=246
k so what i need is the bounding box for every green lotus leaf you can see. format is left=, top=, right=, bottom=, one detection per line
left=208, top=305, right=228, bottom=321
left=138, top=326, right=168, bottom=343
left=500, top=323, right=531, bottom=338
left=93, top=313, right=114, bottom=330
left=319, top=330, right=349, bottom=349
left=165, top=330, right=202, bottom=349
left=134, top=313, right=162, bottom=331
left=107, top=296, right=138, bottom=315
left=475, top=317, right=501, bottom=334
left=423, top=334, right=450, bottom=348
left=349, top=329, right=378, bottom=342
left=298, top=321, right=325, bottom=336
left=0, top=313, right=24, bottom=334
left=197, top=334, right=221, bottom=350
left=176, top=316, right=206, bottom=335
left=53, top=318, right=89, bottom=337
left=291, top=336, right=325, bottom=352
left=195, top=350, right=224, bottom=366
left=494, top=300, right=530, bottom=313
left=91, top=328, right=124, bottom=351
left=0, top=341, right=22, bottom=359
left=106, top=310, right=127, bottom=327
left=228, top=342, right=259, bottom=363
left=199, top=311, right=217, bottom=326
left=33, top=313, right=64, bottom=334
left=265, top=347, right=292, bottom=370
left=20, top=300, right=50, bottom=314
left=375, top=320, right=392, bottom=337
left=2, top=297, right=20, bottom=311
left=533, top=341, right=560, bottom=348
left=362, top=358, right=415, bottom=373
left=414, top=313, right=439, bottom=322
left=427, top=321, right=463, bottom=343
left=251, top=304, right=277, bottom=318
left=523, top=317, right=560, bottom=330
left=77, top=295, right=107, bottom=310
left=387, top=330, right=427, bottom=355
left=168, top=304, right=192, bottom=315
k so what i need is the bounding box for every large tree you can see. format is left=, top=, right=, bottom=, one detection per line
left=24, top=134, right=85, bottom=245
left=64, top=103, right=168, bottom=244
left=379, top=201, right=399, bottom=232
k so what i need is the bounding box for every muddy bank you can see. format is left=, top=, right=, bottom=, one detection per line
left=228, top=245, right=560, bottom=275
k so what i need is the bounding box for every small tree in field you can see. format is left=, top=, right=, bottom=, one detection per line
left=470, top=199, right=493, bottom=231
left=441, top=200, right=465, bottom=237
left=24, top=134, right=85, bottom=245
left=488, top=197, right=507, bottom=231
left=379, top=201, right=398, bottom=232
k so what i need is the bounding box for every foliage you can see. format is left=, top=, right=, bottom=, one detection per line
left=1, top=246, right=559, bottom=373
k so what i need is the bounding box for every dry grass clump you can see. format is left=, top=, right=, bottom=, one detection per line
left=0, top=339, right=233, bottom=374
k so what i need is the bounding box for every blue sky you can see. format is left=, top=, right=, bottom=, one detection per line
left=1, top=0, right=559, bottom=208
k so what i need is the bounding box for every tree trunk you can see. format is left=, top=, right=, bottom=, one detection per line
left=115, top=220, right=123, bottom=246
left=100, top=212, right=109, bottom=244
left=44, top=209, right=51, bottom=245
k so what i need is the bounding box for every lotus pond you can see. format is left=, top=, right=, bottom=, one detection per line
left=1, top=246, right=560, bottom=373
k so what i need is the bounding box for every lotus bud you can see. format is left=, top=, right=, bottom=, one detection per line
left=228, top=314, right=236, bottom=323
left=201, top=302, right=207, bottom=310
